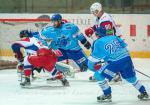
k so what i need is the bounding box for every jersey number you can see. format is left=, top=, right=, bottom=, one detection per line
left=105, top=40, right=121, bottom=54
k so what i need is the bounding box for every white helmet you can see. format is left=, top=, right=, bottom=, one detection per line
left=90, top=2, right=102, bottom=14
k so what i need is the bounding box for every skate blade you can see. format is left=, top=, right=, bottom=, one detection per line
left=20, top=84, right=31, bottom=88
left=46, top=80, right=58, bottom=84
left=63, top=83, right=70, bottom=87
left=139, top=98, right=150, bottom=101
left=97, top=99, right=112, bottom=102
left=89, top=80, right=97, bottom=82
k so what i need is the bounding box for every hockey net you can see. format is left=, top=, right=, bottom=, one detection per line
left=0, top=15, right=72, bottom=70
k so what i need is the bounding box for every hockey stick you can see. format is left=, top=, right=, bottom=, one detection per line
left=135, top=69, right=150, bottom=79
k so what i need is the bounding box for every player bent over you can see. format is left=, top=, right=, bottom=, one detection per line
left=88, top=26, right=149, bottom=101
left=11, top=30, right=69, bottom=86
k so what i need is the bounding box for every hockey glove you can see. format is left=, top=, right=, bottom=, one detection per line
left=85, top=27, right=94, bottom=37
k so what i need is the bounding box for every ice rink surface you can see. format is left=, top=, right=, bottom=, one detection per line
left=0, top=58, right=150, bottom=105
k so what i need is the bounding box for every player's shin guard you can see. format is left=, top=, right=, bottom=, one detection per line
left=97, top=80, right=112, bottom=102
left=132, top=80, right=149, bottom=99
left=98, top=80, right=112, bottom=96
left=47, top=67, right=69, bottom=86
left=52, top=68, right=69, bottom=86
left=24, top=69, right=32, bottom=77
left=126, top=77, right=149, bottom=99
left=126, top=77, right=146, bottom=93
left=20, top=69, right=31, bottom=86
left=94, top=72, right=112, bottom=101
left=133, top=80, right=146, bottom=93
left=47, top=67, right=63, bottom=80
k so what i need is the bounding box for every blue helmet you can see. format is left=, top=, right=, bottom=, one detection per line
left=95, top=26, right=107, bottom=37
left=19, top=30, right=31, bottom=38
left=51, top=13, right=62, bottom=21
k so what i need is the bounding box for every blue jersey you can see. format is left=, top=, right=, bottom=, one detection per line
left=41, top=23, right=86, bottom=50
left=88, top=35, right=129, bottom=63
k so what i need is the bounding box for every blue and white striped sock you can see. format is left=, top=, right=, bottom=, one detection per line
left=98, top=80, right=111, bottom=95
left=132, top=80, right=146, bottom=93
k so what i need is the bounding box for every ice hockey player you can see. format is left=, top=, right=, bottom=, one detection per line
left=85, top=2, right=122, bottom=82
left=41, top=13, right=91, bottom=72
left=85, top=2, right=122, bottom=37
left=25, top=30, right=75, bottom=78
left=11, top=30, right=69, bottom=86
left=88, top=26, right=149, bottom=102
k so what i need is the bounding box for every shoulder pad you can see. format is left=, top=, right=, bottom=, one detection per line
left=42, top=26, right=55, bottom=32
left=41, top=26, right=57, bottom=39
left=62, top=23, right=79, bottom=33
left=101, top=13, right=111, bottom=21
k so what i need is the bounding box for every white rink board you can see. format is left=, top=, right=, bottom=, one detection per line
left=0, top=14, right=150, bottom=50
left=0, top=58, right=150, bottom=105
left=0, top=14, right=150, bottom=61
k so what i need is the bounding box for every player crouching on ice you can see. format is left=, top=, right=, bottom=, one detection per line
left=88, top=26, right=149, bottom=101
left=11, top=30, right=69, bottom=87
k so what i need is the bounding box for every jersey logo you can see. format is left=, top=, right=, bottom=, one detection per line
left=100, top=21, right=113, bottom=30
left=56, top=35, right=71, bottom=47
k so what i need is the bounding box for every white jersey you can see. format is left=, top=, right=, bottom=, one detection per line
left=94, top=12, right=121, bottom=36
left=13, top=37, right=44, bottom=55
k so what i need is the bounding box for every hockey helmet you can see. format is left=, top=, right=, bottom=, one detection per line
left=19, top=30, right=30, bottom=38
left=95, top=26, right=107, bottom=38
left=90, top=2, right=102, bottom=15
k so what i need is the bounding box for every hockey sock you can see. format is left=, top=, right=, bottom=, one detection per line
left=98, top=80, right=112, bottom=95
left=94, top=71, right=111, bottom=95
left=51, top=68, right=63, bottom=79
left=132, top=80, right=146, bottom=93
left=126, top=76, right=146, bottom=93
left=24, top=69, right=31, bottom=77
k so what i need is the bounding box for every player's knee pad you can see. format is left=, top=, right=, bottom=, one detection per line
left=94, top=71, right=105, bottom=81
left=24, top=56, right=32, bottom=67
left=125, top=76, right=137, bottom=84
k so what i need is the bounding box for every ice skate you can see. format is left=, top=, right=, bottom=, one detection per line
left=60, top=78, right=70, bottom=86
left=89, top=76, right=96, bottom=82
left=20, top=77, right=31, bottom=87
left=138, top=91, right=149, bottom=100
left=97, top=94, right=112, bottom=102
left=46, top=77, right=57, bottom=81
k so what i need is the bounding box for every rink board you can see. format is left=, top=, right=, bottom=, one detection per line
left=0, top=14, right=150, bottom=60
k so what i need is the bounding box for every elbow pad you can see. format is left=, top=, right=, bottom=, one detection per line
left=80, top=39, right=91, bottom=49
